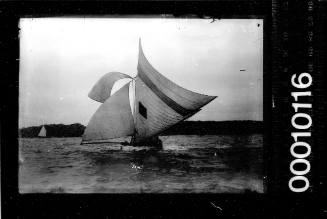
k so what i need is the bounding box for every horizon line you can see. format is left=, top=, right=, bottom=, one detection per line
left=19, top=119, right=264, bottom=129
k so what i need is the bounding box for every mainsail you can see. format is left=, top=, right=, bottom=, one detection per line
left=133, top=40, right=217, bottom=142
left=82, top=40, right=217, bottom=145
left=38, top=126, right=46, bottom=137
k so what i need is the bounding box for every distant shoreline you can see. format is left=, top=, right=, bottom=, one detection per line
left=19, top=121, right=263, bottom=138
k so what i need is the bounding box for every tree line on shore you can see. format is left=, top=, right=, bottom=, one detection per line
left=19, top=121, right=263, bottom=138
left=19, top=123, right=85, bottom=138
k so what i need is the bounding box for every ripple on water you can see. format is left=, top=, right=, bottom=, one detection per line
left=19, top=135, right=264, bottom=193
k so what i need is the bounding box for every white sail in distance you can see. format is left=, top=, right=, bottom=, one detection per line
left=38, top=126, right=46, bottom=137
left=82, top=39, right=217, bottom=144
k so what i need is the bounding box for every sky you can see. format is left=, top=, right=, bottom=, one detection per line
left=19, top=18, right=263, bottom=128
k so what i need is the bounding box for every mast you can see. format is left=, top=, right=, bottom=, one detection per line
left=131, top=38, right=141, bottom=144
left=131, top=78, right=137, bottom=144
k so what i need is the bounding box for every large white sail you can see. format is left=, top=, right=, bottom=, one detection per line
left=88, top=72, right=132, bottom=103
left=133, top=40, right=217, bottom=142
left=82, top=83, right=135, bottom=143
left=38, top=126, right=46, bottom=137
left=134, top=77, right=184, bottom=140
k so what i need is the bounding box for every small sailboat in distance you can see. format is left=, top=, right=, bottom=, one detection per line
left=81, top=39, right=217, bottom=146
left=38, top=125, right=47, bottom=138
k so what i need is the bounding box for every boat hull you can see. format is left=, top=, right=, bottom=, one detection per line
left=81, top=136, right=162, bottom=148
left=130, top=136, right=162, bottom=148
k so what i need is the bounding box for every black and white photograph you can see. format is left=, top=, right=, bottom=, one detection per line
left=2, top=0, right=327, bottom=218
left=18, top=18, right=264, bottom=193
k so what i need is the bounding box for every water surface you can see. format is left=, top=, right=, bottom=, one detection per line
left=19, top=135, right=264, bottom=193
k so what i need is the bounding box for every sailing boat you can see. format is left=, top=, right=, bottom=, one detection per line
left=38, top=125, right=47, bottom=138
left=81, top=40, right=217, bottom=146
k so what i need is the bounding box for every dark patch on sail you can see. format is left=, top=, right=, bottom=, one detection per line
left=139, top=102, right=147, bottom=119
left=138, top=67, right=193, bottom=116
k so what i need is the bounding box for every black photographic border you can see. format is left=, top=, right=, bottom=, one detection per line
left=1, top=1, right=325, bottom=217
